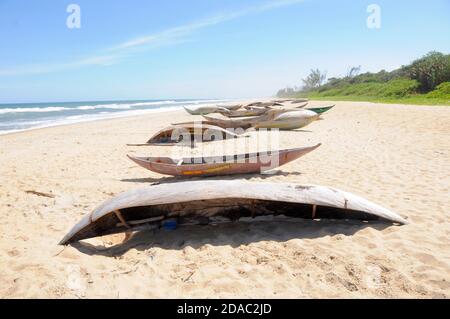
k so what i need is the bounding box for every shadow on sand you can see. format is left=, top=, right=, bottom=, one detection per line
left=70, top=219, right=392, bottom=257
left=120, top=170, right=303, bottom=185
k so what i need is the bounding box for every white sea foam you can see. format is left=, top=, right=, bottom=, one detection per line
left=0, top=100, right=183, bottom=114
left=0, top=99, right=232, bottom=135
left=0, top=107, right=69, bottom=114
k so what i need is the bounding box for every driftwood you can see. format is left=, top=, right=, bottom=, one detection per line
left=59, top=180, right=408, bottom=245
left=25, top=190, right=55, bottom=198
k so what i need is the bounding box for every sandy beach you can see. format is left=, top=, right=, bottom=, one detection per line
left=0, top=100, right=449, bottom=298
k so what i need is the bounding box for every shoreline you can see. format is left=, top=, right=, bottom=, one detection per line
left=0, top=106, right=185, bottom=137
left=0, top=98, right=237, bottom=137
left=1, top=98, right=446, bottom=138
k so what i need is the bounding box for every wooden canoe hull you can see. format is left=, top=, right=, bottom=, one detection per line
left=200, top=109, right=319, bottom=130
left=253, top=110, right=319, bottom=130
left=218, top=108, right=269, bottom=118
left=128, top=144, right=321, bottom=177
left=290, top=99, right=309, bottom=104
left=59, top=180, right=408, bottom=244
left=183, top=106, right=230, bottom=115
left=220, top=104, right=243, bottom=111
left=142, top=124, right=241, bottom=146
left=200, top=115, right=255, bottom=129
left=306, top=105, right=335, bottom=114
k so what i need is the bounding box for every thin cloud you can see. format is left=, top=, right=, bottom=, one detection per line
left=0, top=55, right=120, bottom=77
left=111, top=0, right=305, bottom=51
left=0, top=0, right=304, bottom=77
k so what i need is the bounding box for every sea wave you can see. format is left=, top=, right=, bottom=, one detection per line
left=0, top=99, right=232, bottom=135
left=0, top=105, right=186, bottom=135
left=0, top=106, right=69, bottom=114
left=0, top=100, right=179, bottom=114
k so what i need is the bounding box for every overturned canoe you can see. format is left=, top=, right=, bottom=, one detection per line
left=128, top=144, right=320, bottom=177
left=304, top=105, right=335, bottom=114
left=127, top=123, right=242, bottom=147
left=59, top=180, right=408, bottom=245
left=184, top=105, right=230, bottom=115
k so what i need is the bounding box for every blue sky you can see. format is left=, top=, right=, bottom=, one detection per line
left=0, top=0, right=449, bottom=103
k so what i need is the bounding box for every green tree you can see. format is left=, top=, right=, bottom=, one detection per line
left=402, top=51, right=450, bottom=92
left=302, top=69, right=327, bottom=90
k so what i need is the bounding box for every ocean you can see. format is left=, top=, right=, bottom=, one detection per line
left=0, top=99, right=227, bottom=135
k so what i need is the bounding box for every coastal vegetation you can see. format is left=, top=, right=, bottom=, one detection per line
left=277, top=51, right=450, bottom=105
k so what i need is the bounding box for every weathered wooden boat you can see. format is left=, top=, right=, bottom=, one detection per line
left=218, top=102, right=309, bottom=118
left=59, top=180, right=408, bottom=245
left=216, top=107, right=270, bottom=118
left=291, top=102, right=308, bottom=109
left=290, top=98, right=309, bottom=104
left=127, top=123, right=242, bottom=147
left=200, top=109, right=318, bottom=130
left=305, top=105, right=335, bottom=115
left=183, top=105, right=230, bottom=115
left=246, top=102, right=283, bottom=107
left=272, top=99, right=293, bottom=103
left=250, top=110, right=320, bottom=130
left=127, top=144, right=320, bottom=177
left=219, top=104, right=244, bottom=111
left=196, top=115, right=256, bottom=129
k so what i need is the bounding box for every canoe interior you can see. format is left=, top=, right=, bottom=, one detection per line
left=138, top=149, right=301, bottom=165
left=65, top=198, right=384, bottom=244
left=148, top=126, right=237, bottom=144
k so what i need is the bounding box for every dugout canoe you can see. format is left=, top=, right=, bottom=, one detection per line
left=306, top=105, right=335, bottom=115
left=219, top=104, right=244, bottom=111
left=127, top=144, right=320, bottom=177
left=251, top=110, right=320, bottom=130
left=218, top=102, right=309, bottom=118
left=127, top=123, right=242, bottom=147
left=59, top=180, right=408, bottom=245
left=200, top=109, right=318, bottom=130
left=183, top=105, right=230, bottom=115
left=216, top=107, right=271, bottom=118
left=290, top=98, right=309, bottom=104
left=175, top=108, right=319, bottom=130
left=246, top=102, right=283, bottom=107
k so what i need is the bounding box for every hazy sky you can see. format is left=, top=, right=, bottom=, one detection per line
left=0, top=0, right=449, bottom=103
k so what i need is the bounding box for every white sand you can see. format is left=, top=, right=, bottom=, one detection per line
left=0, top=101, right=449, bottom=298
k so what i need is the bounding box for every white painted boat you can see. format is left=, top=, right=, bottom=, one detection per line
left=184, top=105, right=230, bottom=115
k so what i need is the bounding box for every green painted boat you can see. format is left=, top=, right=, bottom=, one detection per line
left=306, top=105, right=335, bottom=115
